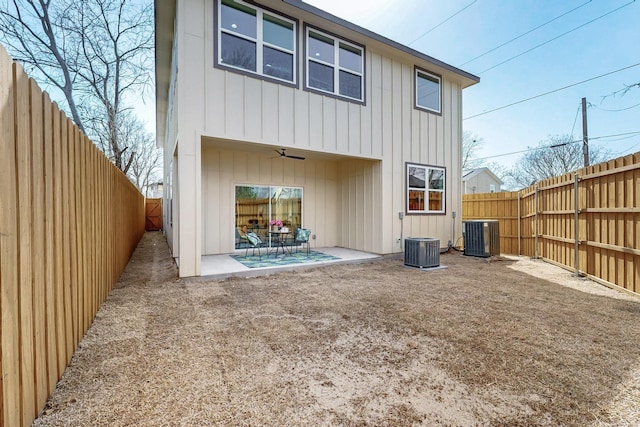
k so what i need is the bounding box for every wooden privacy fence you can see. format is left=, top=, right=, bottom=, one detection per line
left=463, top=152, right=640, bottom=296
left=1, top=46, right=145, bottom=426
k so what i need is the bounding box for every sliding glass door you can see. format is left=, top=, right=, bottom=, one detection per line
left=234, top=185, right=302, bottom=249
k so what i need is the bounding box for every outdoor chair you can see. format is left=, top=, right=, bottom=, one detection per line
left=235, top=227, right=249, bottom=249
left=244, top=232, right=264, bottom=259
left=294, top=228, right=311, bottom=255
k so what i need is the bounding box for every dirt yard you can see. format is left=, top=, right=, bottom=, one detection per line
left=34, top=232, right=640, bottom=426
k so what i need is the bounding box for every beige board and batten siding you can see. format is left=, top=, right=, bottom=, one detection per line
left=167, top=0, right=472, bottom=270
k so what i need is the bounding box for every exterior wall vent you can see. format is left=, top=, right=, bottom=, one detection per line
left=463, top=220, right=500, bottom=257
left=404, top=238, right=440, bottom=268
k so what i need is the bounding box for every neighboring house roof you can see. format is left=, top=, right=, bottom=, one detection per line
left=462, top=167, right=504, bottom=185
left=154, top=0, right=480, bottom=146
left=408, top=175, right=425, bottom=188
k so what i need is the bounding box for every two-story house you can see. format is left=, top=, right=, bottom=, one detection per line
left=155, top=0, right=479, bottom=277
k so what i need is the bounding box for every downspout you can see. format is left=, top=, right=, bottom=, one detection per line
left=451, top=211, right=456, bottom=249
left=399, top=211, right=404, bottom=252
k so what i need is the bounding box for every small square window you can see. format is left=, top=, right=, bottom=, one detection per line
left=415, top=69, right=441, bottom=114
left=407, top=163, right=446, bottom=214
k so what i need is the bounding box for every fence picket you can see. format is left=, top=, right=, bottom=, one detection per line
left=1, top=47, right=20, bottom=427
left=15, top=63, right=37, bottom=425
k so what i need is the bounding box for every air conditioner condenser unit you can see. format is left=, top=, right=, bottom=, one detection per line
left=463, top=220, right=500, bottom=257
left=404, top=238, right=440, bottom=268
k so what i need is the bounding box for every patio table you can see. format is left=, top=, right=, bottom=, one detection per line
left=268, top=230, right=291, bottom=257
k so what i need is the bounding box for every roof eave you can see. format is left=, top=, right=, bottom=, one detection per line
left=281, top=0, right=480, bottom=88
left=154, top=0, right=176, bottom=149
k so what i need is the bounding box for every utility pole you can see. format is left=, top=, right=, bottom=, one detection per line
left=582, top=97, right=589, bottom=167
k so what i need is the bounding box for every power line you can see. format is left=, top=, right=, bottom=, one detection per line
left=569, top=105, right=581, bottom=137
left=407, top=0, right=477, bottom=46
left=590, top=102, right=640, bottom=112
left=612, top=139, right=640, bottom=156
left=472, top=131, right=640, bottom=161
left=459, top=0, right=592, bottom=67
left=477, top=0, right=636, bottom=75
left=593, top=132, right=640, bottom=141
left=463, top=62, right=640, bottom=120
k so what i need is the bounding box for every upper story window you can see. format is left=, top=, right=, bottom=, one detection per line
left=415, top=68, right=441, bottom=114
left=305, top=27, right=364, bottom=102
left=217, top=0, right=296, bottom=84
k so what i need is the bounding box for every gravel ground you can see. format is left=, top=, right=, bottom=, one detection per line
left=34, top=232, right=640, bottom=426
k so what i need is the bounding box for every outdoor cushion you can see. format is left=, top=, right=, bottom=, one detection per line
left=296, top=228, right=311, bottom=242
left=245, top=232, right=262, bottom=246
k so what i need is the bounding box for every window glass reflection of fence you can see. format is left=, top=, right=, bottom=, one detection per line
left=234, top=185, right=302, bottom=248
left=0, top=45, right=145, bottom=427
left=462, top=152, right=640, bottom=296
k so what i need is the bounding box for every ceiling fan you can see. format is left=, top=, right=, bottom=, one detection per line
left=274, top=148, right=305, bottom=160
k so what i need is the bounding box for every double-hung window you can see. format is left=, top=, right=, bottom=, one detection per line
left=217, top=0, right=296, bottom=84
left=306, top=27, right=364, bottom=102
left=406, top=163, right=446, bottom=214
left=415, top=68, right=441, bottom=114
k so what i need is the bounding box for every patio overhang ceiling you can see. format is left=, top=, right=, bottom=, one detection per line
left=201, top=136, right=377, bottom=162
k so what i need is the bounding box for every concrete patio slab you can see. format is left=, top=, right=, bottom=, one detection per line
left=201, top=247, right=382, bottom=279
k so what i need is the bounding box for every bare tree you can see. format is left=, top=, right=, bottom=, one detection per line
left=0, top=0, right=85, bottom=131
left=66, top=0, right=154, bottom=172
left=0, top=0, right=155, bottom=175
left=462, top=131, right=485, bottom=171
left=609, top=82, right=640, bottom=98
left=118, top=111, right=162, bottom=196
left=505, top=135, right=610, bottom=189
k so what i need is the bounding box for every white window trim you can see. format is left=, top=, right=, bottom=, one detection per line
left=305, top=27, right=364, bottom=102
left=415, top=68, right=442, bottom=114
left=406, top=163, right=446, bottom=215
left=217, top=0, right=297, bottom=84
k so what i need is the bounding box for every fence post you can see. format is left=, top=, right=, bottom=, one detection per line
left=534, top=186, right=539, bottom=259
left=573, top=173, right=580, bottom=276
left=517, top=192, right=521, bottom=256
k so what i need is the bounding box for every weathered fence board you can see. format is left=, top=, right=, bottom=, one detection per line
left=1, top=49, right=19, bottom=427
left=0, top=45, right=145, bottom=426
left=463, top=152, right=640, bottom=296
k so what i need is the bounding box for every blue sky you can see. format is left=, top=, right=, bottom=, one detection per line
left=304, top=0, right=640, bottom=171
